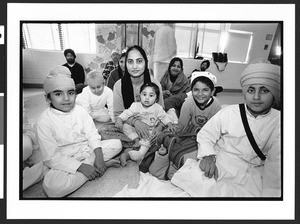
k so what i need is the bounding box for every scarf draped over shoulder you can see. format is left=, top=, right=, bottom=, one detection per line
left=160, top=70, right=191, bottom=95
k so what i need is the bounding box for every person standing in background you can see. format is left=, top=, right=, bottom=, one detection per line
left=151, top=23, right=177, bottom=82
left=63, top=48, right=86, bottom=94
left=102, top=50, right=121, bottom=82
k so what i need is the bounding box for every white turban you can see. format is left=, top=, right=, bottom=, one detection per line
left=191, top=71, right=217, bottom=86
left=43, top=66, right=75, bottom=94
left=240, top=62, right=281, bottom=105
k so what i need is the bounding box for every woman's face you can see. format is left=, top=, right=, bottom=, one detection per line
left=126, top=49, right=146, bottom=78
left=119, top=56, right=126, bottom=72
left=170, top=61, right=182, bottom=77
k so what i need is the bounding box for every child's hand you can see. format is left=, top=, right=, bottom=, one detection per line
left=94, top=157, right=106, bottom=175
left=167, top=123, right=179, bottom=133
left=77, top=163, right=101, bottom=180
left=199, top=155, right=218, bottom=181
left=115, top=118, right=123, bottom=132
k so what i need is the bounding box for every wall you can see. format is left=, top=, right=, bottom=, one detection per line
left=23, top=23, right=278, bottom=90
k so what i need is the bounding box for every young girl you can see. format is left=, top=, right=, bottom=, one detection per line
left=171, top=60, right=281, bottom=197
left=76, top=71, right=115, bottom=123
left=35, top=65, right=122, bottom=197
left=149, top=72, right=222, bottom=179
left=115, top=82, right=177, bottom=166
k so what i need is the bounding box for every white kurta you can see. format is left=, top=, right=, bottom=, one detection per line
left=35, top=105, right=122, bottom=197
left=171, top=104, right=281, bottom=197
left=76, top=85, right=115, bottom=122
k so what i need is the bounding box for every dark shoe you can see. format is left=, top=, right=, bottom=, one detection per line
left=156, top=132, right=171, bottom=146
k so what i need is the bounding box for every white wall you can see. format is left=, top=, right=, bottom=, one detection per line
left=23, top=23, right=278, bottom=90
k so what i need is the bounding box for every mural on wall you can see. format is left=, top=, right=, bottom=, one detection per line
left=126, top=24, right=139, bottom=48
left=85, top=23, right=122, bottom=74
left=84, top=23, right=164, bottom=74
left=141, top=23, right=160, bottom=57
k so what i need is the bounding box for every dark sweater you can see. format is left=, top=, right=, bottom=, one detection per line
left=63, top=62, right=85, bottom=85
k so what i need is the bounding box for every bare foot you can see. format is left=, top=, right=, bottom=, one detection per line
left=105, top=159, right=121, bottom=168
left=120, top=148, right=132, bottom=167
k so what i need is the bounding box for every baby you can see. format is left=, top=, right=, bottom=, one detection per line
left=76, top=71, right=115, bottom=123
left=115, top=82, right=177, bottom=166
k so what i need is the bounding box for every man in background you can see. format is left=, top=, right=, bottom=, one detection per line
left=63, top=48, right=86, bottom=94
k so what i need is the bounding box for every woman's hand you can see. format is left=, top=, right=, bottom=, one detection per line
left=114, top=118, right=123, bottom=132
left=199, top=155, right=218, bottom=181
left=163, top=90, right=171, bottom=98
left=134, top=119, right=151, bottom=139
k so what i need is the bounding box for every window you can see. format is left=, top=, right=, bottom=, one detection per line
left=22, top=23, right=61, bottom=50
left=174, top=23, right=253, bottom=63
left=22, top=23, right=96, bottom=53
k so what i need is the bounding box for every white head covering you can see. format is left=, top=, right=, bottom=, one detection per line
left=43, top=66, right=75, bottom=94
left=240, top=60, right=281, bottom=105
left=190, top=71, right=217, bottom=86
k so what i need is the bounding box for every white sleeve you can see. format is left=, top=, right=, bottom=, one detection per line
left=36, top=118, right=82, bottom=174
left=157, top=106, right=172, bottom=125
left=118, top=103, right=138, bottom=121
left=196, top=109, right=223, bottom=159
left=80, top=107, right=102, bottom=150
left=76, top=87, right=92, bottom=115
left=261, top=123, right=281, bottom=197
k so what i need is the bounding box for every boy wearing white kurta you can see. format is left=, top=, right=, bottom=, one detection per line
left=171, top=60, right=281, bottom=197
left=76, top=71, right=115, bottom=123
left=35, top=66, right=122, bottom=197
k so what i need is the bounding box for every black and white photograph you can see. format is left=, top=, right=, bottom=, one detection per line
left=1, top=1, right=297, bottom=222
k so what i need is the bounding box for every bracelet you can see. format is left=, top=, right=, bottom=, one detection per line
left=203, top=155, right=216, bottom=163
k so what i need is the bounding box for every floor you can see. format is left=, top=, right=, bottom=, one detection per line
left=22, top=87, right=244, bottom=198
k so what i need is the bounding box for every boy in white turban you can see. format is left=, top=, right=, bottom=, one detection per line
left=171, top=60, right=281, bottom=197
left=35, top=65, right=122, bottom=197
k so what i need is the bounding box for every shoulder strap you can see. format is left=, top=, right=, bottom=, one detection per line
left=239, top=104, right=266, bottom=161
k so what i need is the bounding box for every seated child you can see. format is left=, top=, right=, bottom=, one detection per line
left=149, top=72, right=222, bottom=179
left=115, top=82, right=177, bottom=166
left=171, top=60, right=281, bottom=197
left=23, top=104, right=44, bottom=191
left=35, top=65, right=122, bottom=197
left=76, top=71, right=115, bottom=123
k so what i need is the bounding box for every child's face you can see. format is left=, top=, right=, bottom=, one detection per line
left=47, top=87, right=76, bottom=112
left=244, top=84, right=274, bottom=117
left=126, top=49, right=146, bottom=78
left=170, top=61, right=182, bottom=77
left=88, top=77, right=105, bottom=96
left=192, top=81, right=213, bottom=105
left=119, top=56, right=126, bottom=72
left=140, top=86, right=157, bottom=108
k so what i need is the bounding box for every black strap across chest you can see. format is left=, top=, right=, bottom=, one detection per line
left=239, top=104, right=266, bottom=161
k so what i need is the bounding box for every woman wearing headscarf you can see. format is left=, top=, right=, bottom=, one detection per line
left=171, top=59, right=281, bottom=197
left=160, top=57, right=191, bottom=115
left=107, top=52, right=126, bottom=90
left=113, top=45, right=165, bottom=140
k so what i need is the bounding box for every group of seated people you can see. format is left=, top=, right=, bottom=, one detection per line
left=23, top=45, right=281, bottom=198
